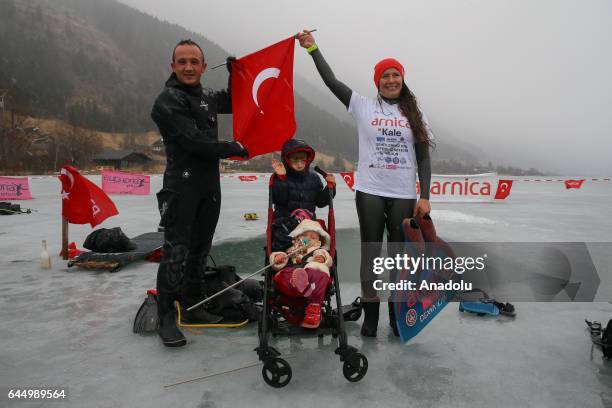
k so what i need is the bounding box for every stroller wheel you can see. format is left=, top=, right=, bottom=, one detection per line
left=262, top=358, right=292, bottom=388
left=342, top=353, right=368, bottom=382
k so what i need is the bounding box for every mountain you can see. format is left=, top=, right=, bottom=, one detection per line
left=0, top=0, right=500, bottom=172
left=0, top=0, right=357, bottom=159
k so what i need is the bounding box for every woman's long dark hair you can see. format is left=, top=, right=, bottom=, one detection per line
left=388, top=83, right=435, bottom=148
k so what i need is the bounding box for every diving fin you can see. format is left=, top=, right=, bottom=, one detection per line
left=459, top=300, right=500, bottom=316
left=401, top=218, right=425, bottom=255
left=415, top=213, right=437, bottom=242
left=133, top=289, right=159, bottom=334
left=484, top=299, right=516, bottom=316
left=458, top=289, right=516, bottom=317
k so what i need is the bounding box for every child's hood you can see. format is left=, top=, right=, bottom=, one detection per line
left=281, top=139, right=315, bottom=172
left=289, top=219, right=331, bottom=250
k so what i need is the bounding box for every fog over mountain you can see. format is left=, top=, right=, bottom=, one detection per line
left=120, top=0, right=612, bottom=176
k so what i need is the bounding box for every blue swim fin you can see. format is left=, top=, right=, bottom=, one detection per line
left=459, top=301, right=500, bottom=316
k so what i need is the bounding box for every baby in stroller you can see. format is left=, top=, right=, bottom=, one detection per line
left=268, top=138, right=337, bottom=328
left=269, top=218, right=333, bottom=328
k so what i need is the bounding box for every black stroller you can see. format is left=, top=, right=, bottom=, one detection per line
left=255, top=167, right=368, bottom=388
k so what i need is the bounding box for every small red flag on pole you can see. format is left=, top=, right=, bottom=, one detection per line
left=59, top=166, right=118, bottom=227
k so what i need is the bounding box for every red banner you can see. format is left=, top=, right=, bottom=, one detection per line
left=0, top=176, right=32, bottom=200
left=564, top=179, right=585, bottom=189
left=231, top=37, right=296, bottom=159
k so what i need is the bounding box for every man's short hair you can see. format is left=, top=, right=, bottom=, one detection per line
left=172, top=39, right=204, bottom=62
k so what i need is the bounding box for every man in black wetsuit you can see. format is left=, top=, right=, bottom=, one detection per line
left=152, top=39, right=248, bottom=347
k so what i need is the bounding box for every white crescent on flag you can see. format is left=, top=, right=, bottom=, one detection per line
left=60, top=168, right=75, bottom=189
left=340, top=171, right=355, bottom=191
left=252, top=67, right=280, bottom=114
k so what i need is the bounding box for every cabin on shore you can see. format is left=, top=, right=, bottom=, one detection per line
left=93, top=149, right=152, bottom=170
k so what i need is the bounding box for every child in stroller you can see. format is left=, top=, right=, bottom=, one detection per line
left=269, top=218, right=333, bottom=329
left=257, top=144, right=368, bottom=388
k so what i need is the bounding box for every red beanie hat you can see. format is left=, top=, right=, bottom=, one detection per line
left=373, top=58, right=405, bottom=87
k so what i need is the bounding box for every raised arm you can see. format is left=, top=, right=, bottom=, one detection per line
left=297, top=30, right=352, bottom=108
left=213, top=56, right=236, bottom=114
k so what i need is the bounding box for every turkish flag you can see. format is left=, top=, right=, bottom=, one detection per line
left=494, top=179, right=513, bottom=200
left=564, top=179, right=585, bottom=189
left=59, top=165, right=119, bottom=227
left=340, top=172, right=355, bottom=191
left=231, top=37, right=296, bottom=159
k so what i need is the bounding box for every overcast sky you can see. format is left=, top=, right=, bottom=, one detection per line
left=120, top=0, right=612, bottom=175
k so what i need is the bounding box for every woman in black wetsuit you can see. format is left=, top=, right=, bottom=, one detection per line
left=297, top=30, right=434, bottom=337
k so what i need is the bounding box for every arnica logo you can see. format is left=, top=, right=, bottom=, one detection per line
left=406, top=309, right=418, bottom=327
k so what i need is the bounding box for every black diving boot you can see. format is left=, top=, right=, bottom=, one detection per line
left=180, top=302, right=223, bottom=324
left=388, top=302, right=400, bottom=337
left=156, top=295, right=186, bottom=347
left=180, top=262, right=224, bottom=324
left=360, top=301, right=380, bottom=337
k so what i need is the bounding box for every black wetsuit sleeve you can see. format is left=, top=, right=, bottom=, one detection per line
left=415, top=142, right=431, bottom=200
left=213, top=72, right=232, bottom=114
left=213, top=89, right=232, bottom=114
left=151, top=90, right=242, bottom=160
left=309, top=48, right=352, bottom=108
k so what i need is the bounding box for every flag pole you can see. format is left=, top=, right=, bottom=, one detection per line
left=210, top=29, right=318, bottom=70
left=62, top=217, right=68, bottom=260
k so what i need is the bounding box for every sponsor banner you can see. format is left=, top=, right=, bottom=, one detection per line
left=417, top=173, right=506, bottom=202
left=0, top=176, right=32, bottom=200
left=101, top=170, right=150, bottom=195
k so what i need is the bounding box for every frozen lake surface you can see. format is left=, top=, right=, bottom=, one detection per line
left=1, top=175, right=611, bottom=407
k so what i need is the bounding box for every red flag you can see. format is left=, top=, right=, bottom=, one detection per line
left=59, top=166, right=118, bottom=227
left=232, top=37, right=296, bottom=159
left=340, top=172, right=355, bottom=191
left=494, top=179, right=513, bottom=200
left=564, top=179, right=585, bottom=189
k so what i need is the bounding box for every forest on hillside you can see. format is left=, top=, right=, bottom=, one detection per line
left=0, top=0, right=357, bottom=160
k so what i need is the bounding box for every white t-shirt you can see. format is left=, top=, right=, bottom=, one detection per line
left=348, top=91, right=432, bottom=199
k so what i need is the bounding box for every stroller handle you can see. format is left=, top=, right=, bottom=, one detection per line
left=314, top=166, right=334, bottom=210
left=315, top=166, right=335, bottom=193
left=314, top=166, right=327, bottom=178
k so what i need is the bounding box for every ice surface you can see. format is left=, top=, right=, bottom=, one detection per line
left=0, top=175, right=611, bottom=407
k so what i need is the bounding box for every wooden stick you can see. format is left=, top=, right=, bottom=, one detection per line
left=62, top=217, right=69, bottom=260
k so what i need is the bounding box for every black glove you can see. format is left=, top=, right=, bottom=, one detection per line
left=226, top=56, right=236, bottom=73
left=229, top=141, right=249, bottom=158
